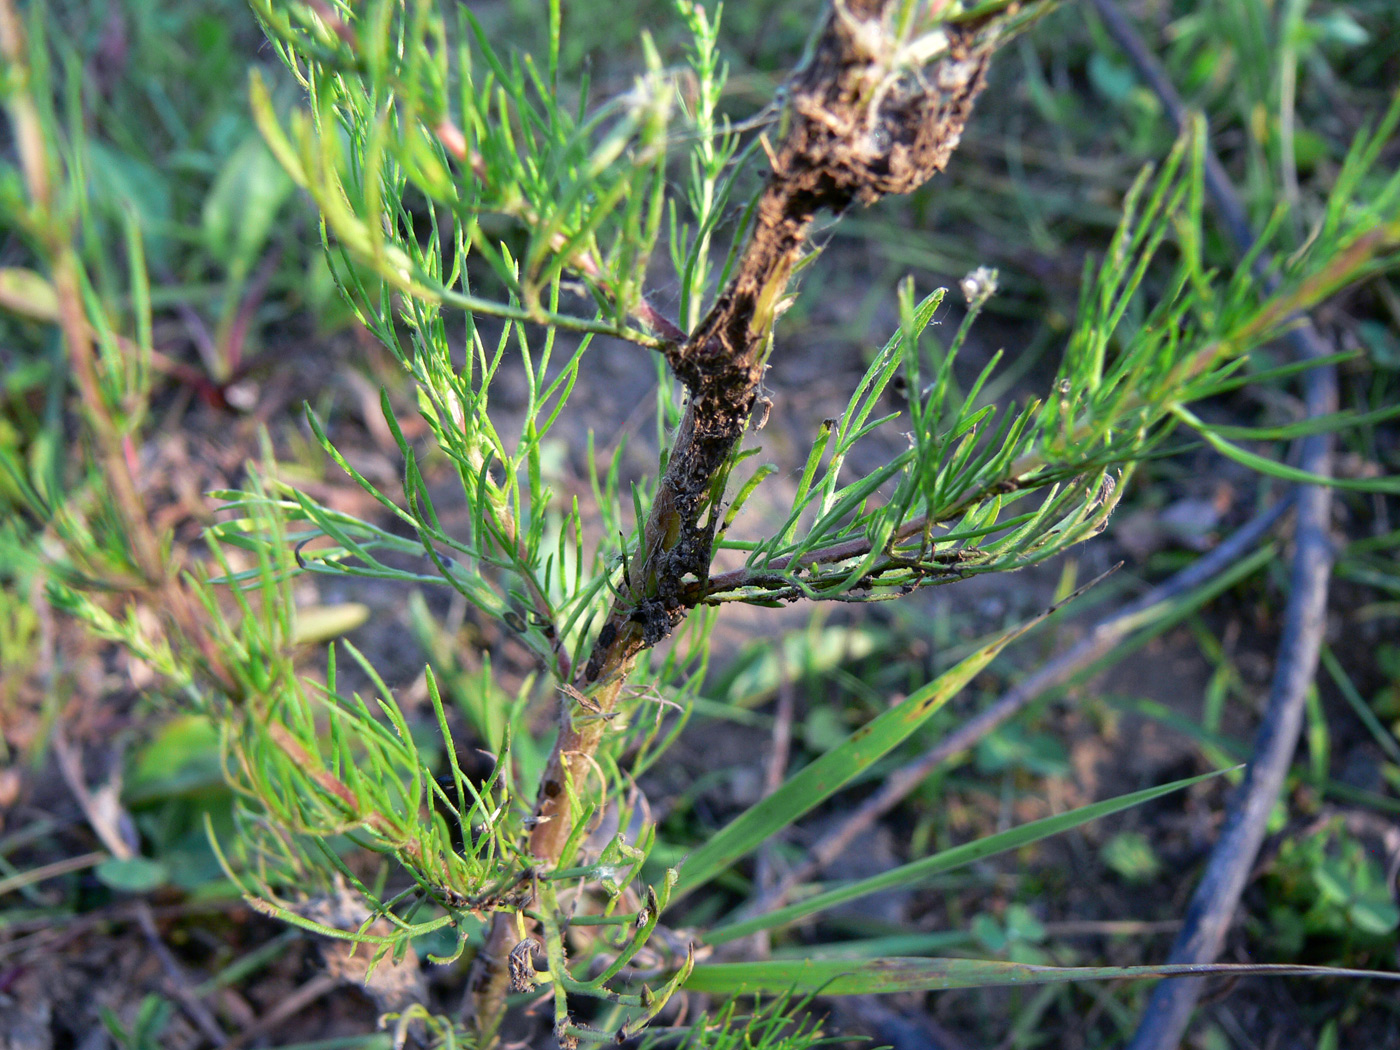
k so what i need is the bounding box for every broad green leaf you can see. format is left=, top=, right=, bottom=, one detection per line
left=683, top=956, right=1400, bottom=996
left=668, top=573, right=1113, bottom=906
left=126, top=713, right=224, bottom=803
left=1350, top=898, right=1400, bottom=936
left=96, top=856, right=169, bottom=893
left=706, top=768, right=1228, bottom=944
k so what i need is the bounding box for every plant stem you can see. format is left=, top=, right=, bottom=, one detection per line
left=0, top=0, right=161, bottom=584
left=0, top=0, right=230, bottom=688
left=466, top=2, right=999, bottom=1037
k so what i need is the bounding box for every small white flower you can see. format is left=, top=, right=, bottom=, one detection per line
left=960, top=265, right=998, bottom=307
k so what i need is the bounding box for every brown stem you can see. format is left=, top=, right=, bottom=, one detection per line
left=1, top=0, right=240, bottom=700
left=701, top=513, right=942, bottom=598
left=526, top=1, right=995, bottom=870
left=699, top=472, right=1039, bottom=599
left=0, top=2, right=160, bottom=583
left=467, top=3, right=999, bottom=1039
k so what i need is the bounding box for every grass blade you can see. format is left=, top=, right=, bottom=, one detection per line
left=683, top=957, right=1400, bottom=996
left=706, top=767, right=1231, bottom=944
left=667, top=570, right=1117, bottom=906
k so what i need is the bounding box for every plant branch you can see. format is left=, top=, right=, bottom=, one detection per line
left=0, top=0, right=162, bottom=585
left=433, top=117, right=688, bottom=345
left=522, top=0, right=997, bottom=875
left=700, top=490, right=1028, bottom=601
left=466, top=461, right=573, bottom=682
left=0, top=0, right=236, bottom=693
left=705, top=515, right=937, bottom=595
left=467, top=2, right=1003, bottom=1037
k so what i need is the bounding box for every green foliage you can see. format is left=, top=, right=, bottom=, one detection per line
left=976, top=723, right=1070, bottom=778
left=971, top=903, right=1048, bottom=964
left=4, top=0, right=1400, bottom=1047
left=683, top=954, right=1398, bottom=997
left=636, top=996, right=836, bottom=1050
left=1262, top=819, right=1400, bottom=956
left=210, top=0, right=1400, bottom=1040
left=1100, top=831, right=1162, bottom=884
left=704, top=769, right=1228, bottom=946
left=101, top=995, right=175, bottom=1050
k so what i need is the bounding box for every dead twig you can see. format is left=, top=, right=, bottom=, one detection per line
left=1128, top=375, right=1335, bottom=1050
left=51, top=729, right=137, bottom=861
left=220, top=973, right=340, bottom=1050
left=749, top=672, right=798, bottom=959
left=0, top=851, right=106, bottom=899
left=1081, top=3, right=1342, bottom=1048
left=136, top=903, right=230, bottom=1048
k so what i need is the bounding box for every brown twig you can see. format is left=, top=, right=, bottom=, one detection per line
left=700, top=474, right=1044, bottom=601
left=750, top=673, right=798, bottom=959
left=51, top=728, right=138, bottom=861
left=1129, top=377, right=1336, bottom=1050
left=0, top=850, right=107, bottom=899
left=522, top=0, right=994, bottom=881
left=1129, top=378, right=1336, bottom=1050
left=220, top=973, right=340, bottom=1050
left=136, top=903, right=231, bottom=1047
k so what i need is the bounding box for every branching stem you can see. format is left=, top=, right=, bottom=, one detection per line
left=466, top=1, right=1000, bottom=1037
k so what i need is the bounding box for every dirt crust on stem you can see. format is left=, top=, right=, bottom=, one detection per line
left=469, top=3, right=996, bottom=1035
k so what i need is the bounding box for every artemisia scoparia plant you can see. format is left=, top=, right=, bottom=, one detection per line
left=186, top=0, right=1400, bottom=1044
